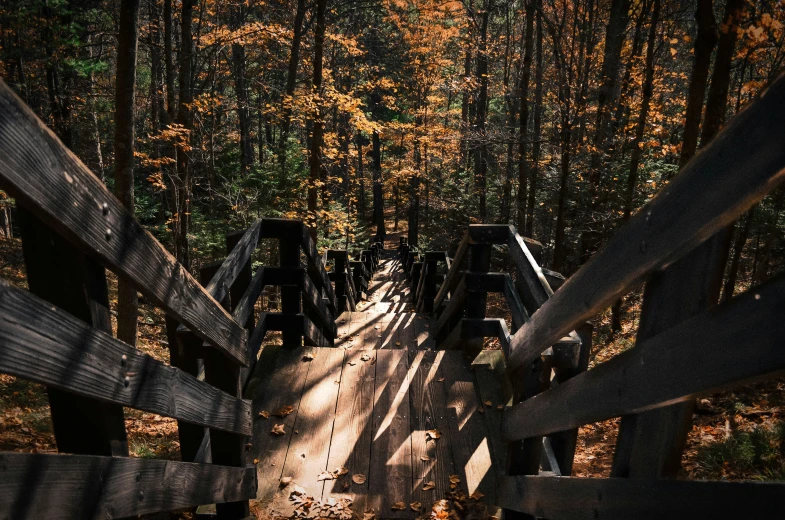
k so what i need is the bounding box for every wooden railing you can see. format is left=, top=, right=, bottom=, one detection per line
left=0, top=79, right=355, bottom=519
left=416, top=72, right=785, bottom=517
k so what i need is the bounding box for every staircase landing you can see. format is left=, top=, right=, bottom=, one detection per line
left=247, top=252, right=509, bottom=519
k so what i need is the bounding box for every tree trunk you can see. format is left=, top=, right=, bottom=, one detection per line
left=524, top=0, right=543, bottom=238
left=163, top=0, right=176, bottom=122
left=678, top=0, right=717, bottom=168
left=278, top=0, right=307, bottom=170
left=722, top=208, right=753, bottom=302
left=114, top=0, right=141, bottom=346
left=516, top=0, right=535, bottom=231
left=372, top=129, right=385, bottom=238
left=473, top=0, right=492, bottom=222
left=308, top=0, right=327, bottom=243
left=230, top=2, right=252, bottom=171
left=175, top=0, right=194, bottom=269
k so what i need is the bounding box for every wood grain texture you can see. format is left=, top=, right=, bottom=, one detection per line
left=409, top=351, right=455, bottom=505
left=368, top=349, right=413, bottom=518
left=503, top=276, right=785, bottom=441
left=323, top=350, right=376, bottom=512
left=0, top=279, right=252, bottom=435
left=0, top=80, right=247, bottom=364
left=433, top=233, right=469, bottom=310
left=507, top=73, right=785, bottom=371
left=496, top=475, right=785, bottom=519
left=0, top=452, right=256, bottom=519
left=441, top=352, right=497, bottom=504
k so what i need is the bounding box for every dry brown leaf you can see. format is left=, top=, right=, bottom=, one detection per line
left=275, top=405, right=294, bottom=417
left=363, top=511, right=376, bottom=520
left=317, top=471, right=335, bottom=482
left=259, top=410, right=270, bottom=419
left=420, top=455, right=430, bottom=461
left=470, top=490, right=485, bottom=501
left=422, top=480, right=436, bottom=491
left=335, top=466, right=349, bottom=477
left=425, top=429, right=442, bottom=440
left=496, top=404, right=504, bottom=411
left=360, top=354, right=371, bottom=362
left=477, top=406, right=485, bottom=414
left=483, top=400, right=492, bottom=407
left=391, top=502, right=406, bottom=511
left=253, top=458, right=260, bottom=464
left=449, top=474, right=461, bottom=484
left=410, top=502, right=422, bottom=512
left=436, top=377, right=445, bottom=383
left=395, top=341, right=401, bottom=346
left=303, top=353, right=315, bottom=361
left=272, top=424, right=286, bottom=435
left=280, top=476, right=293, bottom=486
left=352, top=474, right=367, bottom=484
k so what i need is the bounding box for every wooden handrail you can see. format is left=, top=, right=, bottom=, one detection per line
left=507, top=72, right=785, bottom=373
left=0, top=80, right=248, bottom=365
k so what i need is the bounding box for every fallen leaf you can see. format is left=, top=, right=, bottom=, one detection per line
left=391, top=502, right=406, bottom=511
left=363, top=511, right=376, bottom=520
left=360, top=354, right=370, bottom=362
left=496, top=404, right=504, bottom=411
left=395, top=341, right=401, bottom=346
left=281, top=477, right=293, bottom=486
left=426, top=429, right=442, bottom=440
left=422, top=481, right=436, bottom=491
left=259, top=410, right=270, bottom=418
left=437, top=377, right=445, bottom=383
left=272, top=424, right=286, bottom=435
left=410, top=502, right=422, bottom=511
left=303, top=353, right=315, bottom=361
left=275, top=405, right=294, bottom=417
left=484, top=400, right=492, bottom=407
left=470, top=490, right=485, bottom=501
left=317, top=471, right=335, bottom=481
left=449, top=475, right=461, bottom=484
left=352, top=474, right=367, bottom=484
left=254, top=458, right=260, bottom=464
left=477, top=406, right=485, bottom=414
left=420, top=455, right=430, bottom=461
left=335, top=466, right=349, bottom=477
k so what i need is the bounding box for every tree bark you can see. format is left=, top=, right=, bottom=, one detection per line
left=473, top=0, right=492, bottom=222
left=230, top=2, right=253, bottom=171
left=278, top=0, right=307, bottom=170
left=175, top=0, right=194, bottom=269
left=516, top=0, right=535, bottom=231
left=524, top=0, right=543, bottom=238
left=308, top=0, right=327, bottom=242
left=163, top=0, right=176, bottom=122
left=114, top=0, right=141, bottom=347
left=372, top=128, right=385, bottom=239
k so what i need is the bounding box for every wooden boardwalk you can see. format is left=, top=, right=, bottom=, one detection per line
left=248, top=252, right=509, bottom=519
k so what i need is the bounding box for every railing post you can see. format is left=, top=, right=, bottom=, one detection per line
left=421, top=253, right=440, bottom=313
left=280, top=225, right=303, bottom=349
left=334, top=254, right=348, bottom=314
left=464, top=242, right=491, bottom=356
left=199, top=263, right=250, bottom=519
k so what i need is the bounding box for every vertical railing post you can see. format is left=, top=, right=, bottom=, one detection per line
left=422, top=253, right=440, bottom=313
left=200, top=261, right=250, bottom=519
left=464, top=242, right=491, bottom=356
left=280, top=224, right=303, bottom=349
left=334, top=254, right=348, bottom=314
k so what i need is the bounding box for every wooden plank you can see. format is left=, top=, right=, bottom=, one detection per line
left=414, top=316, right=434, bottom=350
left=368, top=349, right=412, bottom=517
left=336, top=312, right=367, bottom=349
left=472, top=351, right=513, bottom=475
left=409, top=351, right=456, bottom=506
left=0, top=279, right=252, bottom=435
left=0, top=452, right=256, bottom=520
left=507, top=73, right=785, bottom=372
left=496, top=475, right=785, bottom=519
left=435, top=278, right=466, bottom=343
left=251, top=347, right=314, bottom=499
left=281, top=348, right=344, bottom=498
left=503, top=276, right=785, bottom=441
left=17, top=208, right=128, bottom=457
left=323, top=350, right=376, bottom=512
left=441, top=352, right=497, bottom=504
left=0, top=82, right=246, bottom=363
left=396, top=312, right=418, bottom=350
left=207, top=220, right=262, bottom=307
left=433, top=233, right=469, bottom=310
left=507, top=229, right=553, bottom=312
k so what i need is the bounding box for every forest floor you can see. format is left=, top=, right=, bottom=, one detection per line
left=0, top=226, right=783, bottom=517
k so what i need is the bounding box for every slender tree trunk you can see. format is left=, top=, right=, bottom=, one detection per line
left=163, top=0, right=176, bottom=122
left=308, top=0, right=327, bottom=242
left=722, top=208, right=752, bottom=301
left=230, top=2, right=252, bottom=171
left=473, top=0, right=492, bottom=222
left=357, top=135, right=366, bottom=221
left=371, top=128, right=385, bottom=238
left=525, top=0, right=543, bottom=238
left=517, top=0, right=535, bottom=231
left=678, top=0, right=717, bottom=168
left=114, top=0, right=141, bottom=346
left=175, top=0, right=194, bottom=269
left=278, top=0, right=307, bottom=170
left=581, top=0, right=631, bottom=263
